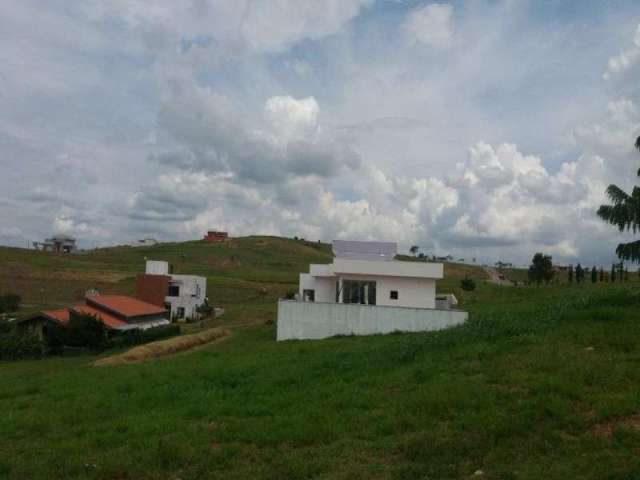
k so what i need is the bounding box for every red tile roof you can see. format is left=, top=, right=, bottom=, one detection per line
left=86, top=295, right=166, bottom=318
left=42, top=309, right=70, bottom=325
left=71, top=305, right=128, bottom=329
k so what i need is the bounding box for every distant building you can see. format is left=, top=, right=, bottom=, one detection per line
left=136, top=260, right=207, bottom=321
left=277, top=240, right=467, bottom=341
left=33, top=235, right=77, bottom=253
left=204, top=231, right=229, bottom=242
left=19, top=294, right=169, bottom=339
left=129, top=238, right=158, bottom=247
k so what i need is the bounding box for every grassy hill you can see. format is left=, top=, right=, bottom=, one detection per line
left=2, top=238, right=640, bottom=479
left=0, top=236, right=488, bottom=322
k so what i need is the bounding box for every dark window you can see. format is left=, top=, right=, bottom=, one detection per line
left=303, top=289, right=315, bottom=302
left=168, top=285, right=180, bottom=297
left=390, top=290, right=398, bottom=300
left=342, top=280, right=376, bottom=305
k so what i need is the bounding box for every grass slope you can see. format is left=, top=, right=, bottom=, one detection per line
left=2, top=283, right=640, bottom=479
left=3, top=238, right=639, bottom=478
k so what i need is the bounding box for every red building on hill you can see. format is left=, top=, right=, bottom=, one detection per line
left=19, top=294, right=169, bottom=339
left=204, top=231, right=229, bottom=242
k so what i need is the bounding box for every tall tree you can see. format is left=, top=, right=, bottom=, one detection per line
left=591, top=266, right=598, bottom=283
left=597, top=136, right=640, bottom=262
left=611, top=263, right=617, bottom=283
left=600, top=267, right=605, bottom=282
left=409, top=245, right=419, bottom=256
left=575, top=263, right=585, bottom=284
left=568, top=265, right=574, bottom=283
left=528, top=253, right=554, bottom=285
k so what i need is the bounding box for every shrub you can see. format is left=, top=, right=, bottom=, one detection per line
left=460, top=277, right=476, bottom=291
left=111, top=324, right=181, bottom=348
left=0, top=293, right=21, bottom=314
left=65, top=313, right=107, bottom=350
left=0, top=328, right=42, bottom=360
left=284, top=289, right=297, bottom=300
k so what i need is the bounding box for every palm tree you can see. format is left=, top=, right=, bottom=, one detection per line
left=597, top=136, right=640, bottom=262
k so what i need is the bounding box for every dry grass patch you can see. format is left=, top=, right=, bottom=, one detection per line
left=94, top=328, right=230, bottom=366
left=591, top=413, right=640, bottom=438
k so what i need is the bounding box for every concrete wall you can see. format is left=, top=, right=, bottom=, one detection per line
left=299, top=274, right=334, bottom=302
left=146, top=260, right=170, bottom=275
left=277, top=300, right=468, bottom=341
left=165, top=275, right=207, bottom=320
left=339, top=274, right=436, bottom=309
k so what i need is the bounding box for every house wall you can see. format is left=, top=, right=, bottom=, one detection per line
left=136, top=274, right=171, bottom=307
left=339, top=274, right=437, bottom=309
left=165, top=275, right=207, bottom=320
left=146, top=260, right=170, bottom=275
left=300, top=273, right=437, bottom=309
left=299, top=274, right=335, bottom=302
left=276, top=300, right=467, bottom=341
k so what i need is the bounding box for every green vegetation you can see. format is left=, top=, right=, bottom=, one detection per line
left=527, top=253, right=554, bottom=285
left=460, top=276, right=476, bottom=291
left=597, top=136, right=640, bottom=262
left=2, top=237, right=640, bottom=478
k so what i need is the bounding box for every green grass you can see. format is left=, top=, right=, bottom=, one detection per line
left=2, top=238, right=640, bottom=478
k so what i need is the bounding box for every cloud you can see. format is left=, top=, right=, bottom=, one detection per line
left=604, top=24, right=640, bottom=79
left=404, top=3, right=454, bottom=48
left=152, top=85, right=360, bottom=184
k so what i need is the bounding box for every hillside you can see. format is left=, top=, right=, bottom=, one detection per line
left=0, top=236, right=489, bottom=323
left=4, top=238, right=640, bottom=478
left=2, top=280, right=640, bottom=478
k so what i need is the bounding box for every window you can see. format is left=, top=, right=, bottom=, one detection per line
left=168, top=284, right=180, bottom=297
left=390, top=290, right=398, bottom=300
left=303, top=289, right=315, bottom=302
left=342, top=280, right=376, bottom=305
left=176, top=307, right=185, bottom=319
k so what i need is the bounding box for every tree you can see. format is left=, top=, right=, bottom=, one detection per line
left=597, top=136, right=640, bottom=262
left=591, top=266, right=597, bottom=283
left=600, top=267, right=605, bottom=282
left=528, top=253, right=554, bottom=285
left=575, top=264, right=585, bottom=284
left=65, top=313, right=107, bottom=350
left=611, top=263, right=617, bottom=283
left=460, top=276, right=476, bottom=291
left=568, top=265, right=574, bottom=283
left=409, top=245, right=419, bottom=256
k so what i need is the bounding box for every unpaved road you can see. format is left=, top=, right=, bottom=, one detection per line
left=483, top=267, right=514, bottom=286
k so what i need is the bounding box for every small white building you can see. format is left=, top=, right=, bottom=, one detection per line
left=142, top=260, right=207, bottom=321
left=277, top=240, right=467, bottom=341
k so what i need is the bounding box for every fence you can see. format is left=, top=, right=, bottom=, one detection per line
left=277, top=300, right=468, bottom=341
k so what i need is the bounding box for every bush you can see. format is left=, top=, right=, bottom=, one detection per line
left=0, top=328, right=42, bottom=360
left=111, top=324, right=181, bottom=348
left=460, top=276, right=476, bottom=292
left=0, top=293, right=21, bottom=314
left=65, top=313, right=107, bottom=350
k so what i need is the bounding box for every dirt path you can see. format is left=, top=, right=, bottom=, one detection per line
left=94, top=327, right=230, bottom=366
left=483, top=267, right=514, bottom=286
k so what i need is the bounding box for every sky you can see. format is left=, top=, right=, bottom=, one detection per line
left=2, top=0, right=640, bottom=266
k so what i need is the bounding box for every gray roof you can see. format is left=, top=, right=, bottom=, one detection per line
left=332, top=240, right=397, bottom=262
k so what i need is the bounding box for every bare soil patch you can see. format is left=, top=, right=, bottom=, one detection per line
left=591, top=413, right=640, bottom=438
left=94, top=328, right=230, bottom=366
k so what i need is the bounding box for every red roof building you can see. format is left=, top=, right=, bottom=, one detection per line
left=22, top=294, right=169, bottom=334
left=204, top=231, right=228, bottom=242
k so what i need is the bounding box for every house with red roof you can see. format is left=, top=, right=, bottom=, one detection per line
left=19, top=294, right=169, bottom=340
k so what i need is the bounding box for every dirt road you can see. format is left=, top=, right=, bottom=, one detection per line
left=483, top=267, right=514, bottom=286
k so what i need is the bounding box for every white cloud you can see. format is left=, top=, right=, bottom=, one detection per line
left=404, top=3, right=454, bottom=48
left=604, top=24, right=640, bottom=79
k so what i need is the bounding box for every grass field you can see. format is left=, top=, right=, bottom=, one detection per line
left=2, top=239, right=640, bottom=479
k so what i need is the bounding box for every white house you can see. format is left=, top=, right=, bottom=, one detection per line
left=277, top=240, right=467, bottom=341
left=139, top=260, right=207, bottom=321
